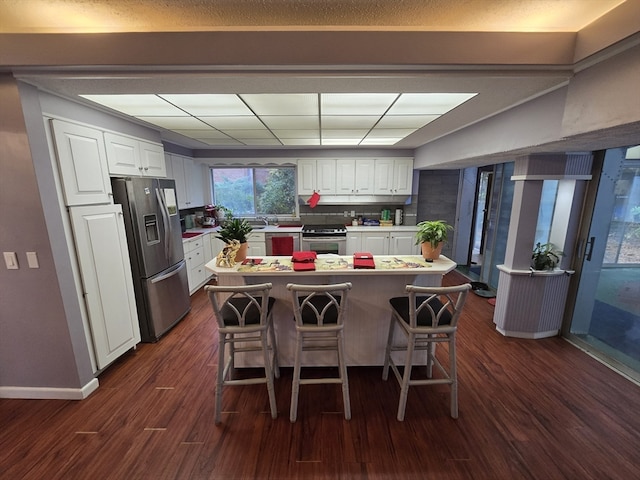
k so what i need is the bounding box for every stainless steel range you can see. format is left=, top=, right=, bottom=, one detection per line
left=301, top=224, right=347, bottom=255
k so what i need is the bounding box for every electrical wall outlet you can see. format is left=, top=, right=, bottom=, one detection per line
left=343, top=211, right=348, bottom=217
left=3, top=252, right=19, bottom=269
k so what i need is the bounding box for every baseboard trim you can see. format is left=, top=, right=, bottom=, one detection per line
left=495, top=327, right=559, bottom=339
left=0, top=378, right=99, bottom=400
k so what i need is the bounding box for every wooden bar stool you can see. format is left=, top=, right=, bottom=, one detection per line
left=286, top=282, right=352, bottom=423
left=205, top=283, right=279, bottom=424
left=382, top=283, right=471, bottom=421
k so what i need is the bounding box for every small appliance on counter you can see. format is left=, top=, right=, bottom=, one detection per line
left=395, top=208, right=404, bottom=225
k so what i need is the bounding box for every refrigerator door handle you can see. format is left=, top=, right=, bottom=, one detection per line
left=156, top=187, right=171, bottom=262
left=151, top=259, right=187, bottom=284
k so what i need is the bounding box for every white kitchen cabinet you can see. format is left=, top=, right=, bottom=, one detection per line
left=336, top=159, right=376, bottom=195
left=104, top=133, right=166, bottom=178
left=168, top=154, right=205, bottom=209
left=390, top=232, right=420, bottom=255
left=51, top=119, right=112, bottom=206
left=346, top=232, right=362, bottom=254
left=184, top=236, right=206, bottom=294
left=362, top=231, right=390, bottom=255
left=374, top=158, right=413, bottom=195
left=69, top=204, right=141, bottom=369
left=247, top=231, right=266, bottom=256
left=297, top=159, right=337, bottom=196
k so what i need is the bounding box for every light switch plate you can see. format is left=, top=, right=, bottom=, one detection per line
left=3, top=252, right=19, bottom=269
left=26, top=251, right=39, bottom=268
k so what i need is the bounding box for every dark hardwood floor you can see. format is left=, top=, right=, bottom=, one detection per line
left=2, top=271, right=639, bottom=479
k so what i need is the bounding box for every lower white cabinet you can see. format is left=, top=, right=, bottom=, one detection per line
left=390, top=232, right=420, bottom=255
left=69, top=204, right=141, bottom=370
left=346, top=229, right=419, bottom=256
left=184, top=236, right=206, bottom=294
left=247, top=232, right=266, bottom=256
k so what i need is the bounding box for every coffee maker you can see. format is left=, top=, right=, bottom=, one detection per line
left=395, top=208, right=403, bottom=225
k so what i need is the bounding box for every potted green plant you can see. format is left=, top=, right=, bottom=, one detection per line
left=216, top=217, right=253, bottom=262
left=531, top=242, right=562, bottom=270
left=415, top=220, right=453, bottom=260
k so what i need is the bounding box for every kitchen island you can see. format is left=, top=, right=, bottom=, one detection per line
left=205, top=254, right=456, bottom=366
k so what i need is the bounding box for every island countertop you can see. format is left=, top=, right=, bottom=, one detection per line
left=205, top=254, right=456, bottom=277
left=205, top=254, right=457, bottom=367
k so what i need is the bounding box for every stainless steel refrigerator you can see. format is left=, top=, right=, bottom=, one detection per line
left=111, top=177, right=191, bottom=342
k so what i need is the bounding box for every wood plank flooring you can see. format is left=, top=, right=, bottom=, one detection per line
left=2, top=271, right=639, bottom=479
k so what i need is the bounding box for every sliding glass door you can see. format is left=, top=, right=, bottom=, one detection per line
left=566, top=145, right=640, bottom=381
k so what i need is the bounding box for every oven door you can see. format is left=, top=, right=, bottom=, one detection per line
left=301, top=236, right=346, bottom=255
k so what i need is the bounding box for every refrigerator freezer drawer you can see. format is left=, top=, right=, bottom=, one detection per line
left=142, top=259, right=191, bottom=341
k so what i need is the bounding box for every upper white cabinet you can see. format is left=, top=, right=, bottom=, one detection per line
left=297, top=159, right=337, bottom=196
left=374, top=158, right=414, bottom=195
left=167, top=153, right=205, bottom=209
left=336, top=159, right=376, bottom=195
left=104, top=132, right=166, bottom=177
left=69, top=203, right=141, bottom=369
left=50, top=119, right=112, bottom=206
left=298, top=158, right=413, bottom=199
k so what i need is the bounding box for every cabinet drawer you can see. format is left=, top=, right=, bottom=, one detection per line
left=186, top=245, right=205, bottom=268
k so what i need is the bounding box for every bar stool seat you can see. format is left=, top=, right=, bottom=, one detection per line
left=382, top=283, right=471, bottom=421
left=205, top=283, right=279, bottom=424
left=286, top=282, right=352, bottom=422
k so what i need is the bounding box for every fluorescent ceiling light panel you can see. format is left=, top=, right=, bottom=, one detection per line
left=376, top=114, right=440, bottom=128
left=281, top=138, right=321, bottom=146
left=159, top=94, right=253, bottom=116
left=367, top=128, right=417, bottom=138
left=196, top=138, right=243, bottom=146
left=137, top=116, right=209, bottom=129
left=241, top=139, right=283, bottom=146
left=272, top=130, right=320, bottom=140
left=241, top=94, right=318, bottom=116
left=388, top=93, right=477, bottom=115
left=321, top=115, right=380, bottom=129
left=322, top=138, right=362, bottom=146
left=321, top=129, right=369, bottom=139
left=200, top=116, right=266, bottom=129
left=225, top=129, right=278, bottom=139
left=172, top=129, right=230, bottom=139
left=321, top=93, right=398, bottom=115
left=81, top=94, right=187, bottom=116
left=261, top=116, right=319, bottom=129
left=360, top=138, right=402, bottom=145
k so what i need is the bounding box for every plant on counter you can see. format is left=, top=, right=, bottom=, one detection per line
left=216, top=217, right=253, bottom=244
left=415, top=220, right=453, bottom=260
left=531, top=242, right=562, bottom=271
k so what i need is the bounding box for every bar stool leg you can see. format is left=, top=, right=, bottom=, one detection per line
left=337, top=331, right=351, bottom=420
left=382, top=316, right=395, bottom=381
left=397, top=332, right=416, bottom=422
left=450, top=334, right=458, bottom=418
left=215, top=332, right=226, bottom=425
left=290, top=331, right=303, bottom=422
left=261, top=334, right=278, bottom=420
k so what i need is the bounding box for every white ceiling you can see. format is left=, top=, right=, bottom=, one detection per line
left=2, top=0, right=634, bottom=152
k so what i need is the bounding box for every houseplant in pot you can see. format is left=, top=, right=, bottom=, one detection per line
left=216, top=217, right=253, bottom=263
left=415, top=220, right=453, bottom=260
left=531, top=242, right=562, bottom=271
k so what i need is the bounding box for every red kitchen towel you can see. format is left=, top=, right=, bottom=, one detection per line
left=307, top=191, right=321, bottom=208
left=271, top=236, right=294, bottom=255
left=292, top=251, right=317, bottom=263
left=293, top=261, right=316, bottom=271
left=353, top=252, right=375, bottom=269
left=241, top=258, right=262, bottom=265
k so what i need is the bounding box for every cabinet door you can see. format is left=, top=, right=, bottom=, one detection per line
left=373, top=158, right=395, bottom=195
left=390, top=233, right=419, bottom=255
left=139, top=141, right=166, bottom=177
left=346, top=232, right=362, bottom=255
left=185, top=158, right=204, bottom=208
left=70, top=204, right=140, bottom=369
left=316, top=159, right=337, bottom=194
left=170, top=155, right=189, bottom=209
left=51, top=120, right=112, bottom=206
left=104, top=132, right=141, bottom=176
left=362, top=232, right=389, bottom=255
left=297, top=159, right=317, bottom=195
left=354, top=158, right=376, bottom=195
left=336, top=159, right=357, bottom=194
left=393, top=158, right=414, bottom=195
